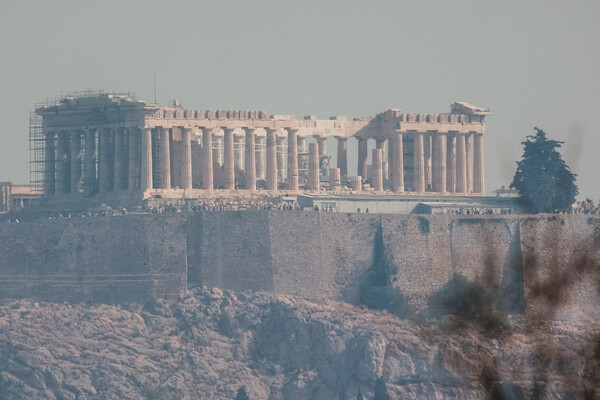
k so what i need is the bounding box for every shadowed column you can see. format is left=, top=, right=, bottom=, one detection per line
left=128, top=128, right=140, bottom=190
left=99, top=129, right=114, bottom=192
left=113, top=129, right=126, bottom=190
left=140, top=128, right=153, bottom=191
left=358, top=137, right=368, bottom=180
left=44, top=131, right=55, bottom=195
left=56, top=131, right=70, bottom=193
left=84, top=129, right=96, bottom=193
left=287, top=129, right=299, bottom=191
left=245, top=128, right=256, bottom=191
left=70, top=130, right=81, bottom=193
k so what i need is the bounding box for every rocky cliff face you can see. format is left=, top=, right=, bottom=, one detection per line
left=0, top=288, right=598, bottom=399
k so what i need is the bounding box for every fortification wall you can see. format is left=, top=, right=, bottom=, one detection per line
left=0, top=212, right=597, bottom=320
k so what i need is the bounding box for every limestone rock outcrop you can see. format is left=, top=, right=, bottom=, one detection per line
left=0, top=288, right=598, bottom=399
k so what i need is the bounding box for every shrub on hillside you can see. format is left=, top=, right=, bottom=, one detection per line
left=428, top=273, right=505, bottom=329
left=359, top=284, right=408, bottom=318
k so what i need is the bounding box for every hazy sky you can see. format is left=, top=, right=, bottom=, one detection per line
left=1, top=1, right=599, bottom=198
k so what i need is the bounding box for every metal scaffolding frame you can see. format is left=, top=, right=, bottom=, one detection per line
left=29, top=90, right=137, bottom=195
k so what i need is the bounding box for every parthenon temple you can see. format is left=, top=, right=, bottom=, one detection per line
left=35, top=93, right=490, bottom=198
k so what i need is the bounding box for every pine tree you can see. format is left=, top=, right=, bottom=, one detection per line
left=234, top=387, right=250, bottom=400
left=373, top=377, right=390, bottom=400
left=510, top=127, right=578, bottom=213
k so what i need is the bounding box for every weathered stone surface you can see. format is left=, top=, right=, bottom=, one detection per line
left=0, top=213, right=598, bottom=321
left=0, top=289, right=597, bottom=399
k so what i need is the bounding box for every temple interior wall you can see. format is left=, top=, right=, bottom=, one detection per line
left=0, top=213, right=597, bottom=321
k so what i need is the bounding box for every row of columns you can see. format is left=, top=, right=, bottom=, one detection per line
left=369, top=131, right=484, bottom=194
left=44, top=127, right=484, bottom=195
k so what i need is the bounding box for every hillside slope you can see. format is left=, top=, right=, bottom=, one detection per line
left=0, top=288, right=598, bottom=399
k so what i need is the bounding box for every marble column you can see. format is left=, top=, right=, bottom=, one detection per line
left=266, top=129, right=278, bottom=190
left=113, top=129, right=125, bottom=190
left=473, top=134, right=485, bottom=193
left=316, top=136, right=327, bottom=178
left=202, top=129, right=214, bottom=190
left=466, top=134, right=472, bottom=193
left=456, top=133, right=467, bottom=193
left=376, top=139, right=386, bottom=180
left=128, top=128, right=139, bottom=190
left=234, top=135, right=243, bottom=175
left=330, top=168, right=341, bottom=190
left=140, top=128, right=153, bottom=191
left=372, top=148, right=384, bottom=192
left=70, top=130, right=81, bottom=193
left=392, top=134, right=404, bottom=193
left=388, top=139, right=394, bottom=183
left=276, top=136, right=286, bottom=182
left=181, top=128, right=193, bottom=190
left=158, top=127, right=171, bottom=189
left=44, top=131, right=55, bottom=195
left=412, top=132, right=425, bottom=193
left=98, top=129, right=113, bottom=192
left=357, top=137, right=368, bottom=179
left=432, top=132, right=446, bottom=192
left=223, top=128, right=235, bottom=189
left=424, top=134, right=432, bottom=190
left=337, top=137, right=348, bottom=177
left=297, top=136, right=307, bottom=183
left=56, top=132, right=70, bottom=193
left=245, top=129, right=256, bottom=191
left=84, top=129, right=96, bottom=193
left=255, top=136, right=265, bottom=180
left=287, top=129, right=299, bottom=191
left=307, top=143, right=319, bottom=191
left=446, top=133, right=456, bottom=193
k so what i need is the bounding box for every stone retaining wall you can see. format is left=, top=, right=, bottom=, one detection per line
left=0, top=212, right=597, bottom=320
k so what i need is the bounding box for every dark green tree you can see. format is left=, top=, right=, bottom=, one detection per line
left=373, top=377, right=390, bottom=400
left=356, top=389, right=364, bottom=400
left=510, top=127, right=578, bottom=213
left=234, top=387, right=250, bottom=400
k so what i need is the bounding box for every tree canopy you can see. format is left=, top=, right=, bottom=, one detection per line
left=510, top=127, right=578, bottom=213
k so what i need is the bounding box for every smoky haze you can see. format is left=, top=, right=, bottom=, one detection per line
left=0, top=0, right=599, bottom=199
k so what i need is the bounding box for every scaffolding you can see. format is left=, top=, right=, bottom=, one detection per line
left=29, top=90, right=138, bottom=195
left=28, top=109, right=44, bottom=194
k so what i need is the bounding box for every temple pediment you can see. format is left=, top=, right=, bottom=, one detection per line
left=450, top=102, right=490, bottom=116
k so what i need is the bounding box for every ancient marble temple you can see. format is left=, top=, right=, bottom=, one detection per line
left=36, top=94, right=489, bottom=198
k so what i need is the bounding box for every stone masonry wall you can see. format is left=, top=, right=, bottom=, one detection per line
left=0, top=212, right=597, bottom=320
